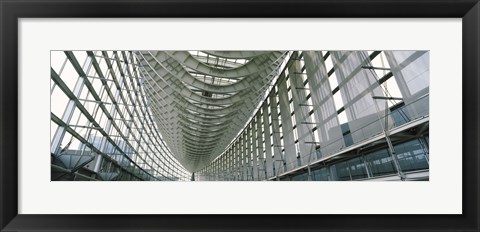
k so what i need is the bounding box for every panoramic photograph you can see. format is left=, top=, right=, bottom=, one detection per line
left=50, top=50, right=429, bottom=181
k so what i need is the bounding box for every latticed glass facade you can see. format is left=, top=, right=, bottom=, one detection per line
left=51, top=51, right=190, bottom=181
left=51, top=50, right=429, bottom=181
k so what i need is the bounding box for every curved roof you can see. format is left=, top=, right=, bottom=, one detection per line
left=136, top=51, right=286, bottom=172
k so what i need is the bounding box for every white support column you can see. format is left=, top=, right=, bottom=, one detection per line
left=289, top=55, right=314, bottom=167
left=242, top=132, right=250, bottom=180
left=262, top=103, right=274, bottom=178
left=251, top=122, right=259, bottom=180
left=270, top=90, right=284, bottom=177
left=277, top=76, right=296, bottom=171
left=256, top=113, right=267, bottom=180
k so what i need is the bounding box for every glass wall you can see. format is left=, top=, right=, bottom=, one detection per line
left=51, top=50, right=429, bottom=181
left=198, top=51, right=429, bottom=181
left=51, top=51, right=190, bottom=181
left=286, top=138, right=429, bottom=181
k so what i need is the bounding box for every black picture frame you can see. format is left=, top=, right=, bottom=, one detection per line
left=1, top=0, right=479, bottom=231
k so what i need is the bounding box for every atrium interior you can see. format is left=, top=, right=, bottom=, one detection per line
left=50, top=50, right=429, bottom=181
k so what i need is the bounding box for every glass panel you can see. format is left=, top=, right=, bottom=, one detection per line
left=312, top=167, right=329, bottom=181
left=365, top=149, right=397, bottom=177
left=334, top=161, right=351, bottom=181
left=394, top=139, right=429, bottom=172
left=347, top=157, right=368, bottom=180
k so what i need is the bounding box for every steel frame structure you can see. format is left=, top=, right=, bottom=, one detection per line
left=137, top=51, right=287, bottom=171
left=50, top=50, right=429, bottom=181
left=198, top=51, right=430, bottom=181
left=51, top=51, right=190, bottom=181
